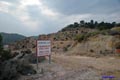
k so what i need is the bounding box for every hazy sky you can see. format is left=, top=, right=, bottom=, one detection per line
left=0, top=0, right=120, bottom=36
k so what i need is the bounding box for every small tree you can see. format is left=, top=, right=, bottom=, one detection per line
left=0, top=34, right=3, bottom=51
left=0, top=34, right=12, bottom=61
left=74, top=22, right=79, bottom=28
left=80, top=20, right=85, bottom=25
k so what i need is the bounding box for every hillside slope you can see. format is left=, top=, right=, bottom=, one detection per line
left=0, top=32, right=26, bottom=45
left=67, top=34, right=120, bottom=57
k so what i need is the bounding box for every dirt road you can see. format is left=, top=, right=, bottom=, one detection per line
left=52, top=54, right=120, bottom=71
left=19, top=54, right=120, bottom=80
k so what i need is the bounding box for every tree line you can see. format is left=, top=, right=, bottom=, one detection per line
left=62, top=20, right=120, bottom=31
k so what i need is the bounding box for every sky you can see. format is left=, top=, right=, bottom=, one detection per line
left=0, top=0, right=120, bottom=36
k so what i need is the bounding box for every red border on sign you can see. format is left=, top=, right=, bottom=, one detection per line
left=36, top=39, right=51, bottom=57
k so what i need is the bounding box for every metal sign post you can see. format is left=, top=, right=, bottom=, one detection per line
left=36, top=40, right=51, bottom=69
left=49, top=55, right=51, bottom=64
left=36, top=40, right=39, bottom=73
left=36, top=55, right=39, bottom=70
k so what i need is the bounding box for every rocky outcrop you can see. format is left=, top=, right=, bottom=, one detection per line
left=67, top=35, right=120, bottom=57
left=9, top=37, right=36, bottom=54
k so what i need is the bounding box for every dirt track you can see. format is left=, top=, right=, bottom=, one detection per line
left=52, top=54, right=120, bottom=71
left=19, top=54, right=120, bottom=80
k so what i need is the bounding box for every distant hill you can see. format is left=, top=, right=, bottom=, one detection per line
left=30, top=36, right=38, bottom=39
left=0, top=32, right=26, bottom=45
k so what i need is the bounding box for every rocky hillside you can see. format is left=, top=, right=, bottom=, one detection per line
left=8, top=21, right=120, bottom=57
left=9, top=37, right=36, bottom=54
left=67, top=34, right=120, bottom=57
left=8, top=27, right=96, bottom=53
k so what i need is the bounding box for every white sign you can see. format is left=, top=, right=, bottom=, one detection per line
left=37, top=40, right=51, bottom=56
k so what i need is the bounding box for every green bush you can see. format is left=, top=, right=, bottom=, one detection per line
left=1, top=50, right=12, bottom=61
left=53, top=46, right=56, bottom=48
left=100, top=30, right=108, bottom=35
left=75, top=34, right=85, bottom=42
left=0, top=60, right=36, bottom=80
left=116, top=45, right=120, bottom=49
left=88, top=31, right=99, bottom=36
left=63, top=47, right=68, bottom=52
left=90, top=49, right=94, bottom=52
left=17, top=60, right=36, bottom=75
left=75, top=31, right=101, bottom=43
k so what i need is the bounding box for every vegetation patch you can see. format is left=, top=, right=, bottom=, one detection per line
left=0, top=34, right=36, bottom=80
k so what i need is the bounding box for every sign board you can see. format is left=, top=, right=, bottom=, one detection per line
left=37, top=40, right=51, bottom=56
